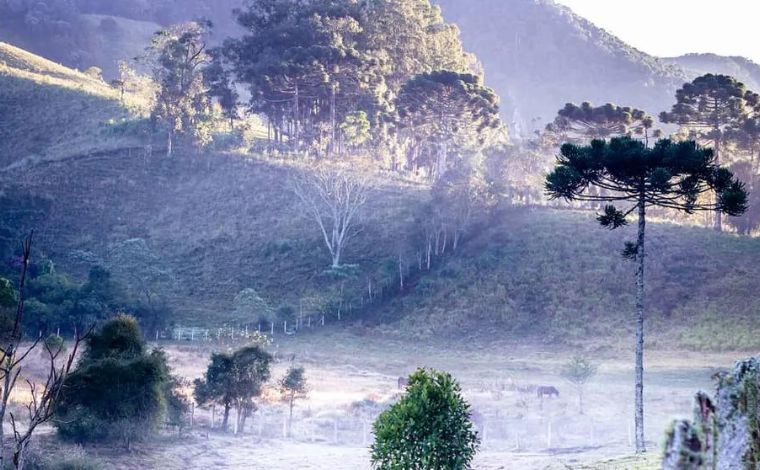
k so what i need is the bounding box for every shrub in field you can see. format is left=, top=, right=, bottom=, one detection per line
left=54, top=316, right=178, bottom=449
left=371, top=369, right=478, bottom=470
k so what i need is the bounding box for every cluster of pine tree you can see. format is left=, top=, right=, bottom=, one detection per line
left=140, top=0, right=504, bottom=181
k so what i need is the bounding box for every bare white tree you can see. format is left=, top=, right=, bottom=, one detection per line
left=292, top=169, right=370, bottom=269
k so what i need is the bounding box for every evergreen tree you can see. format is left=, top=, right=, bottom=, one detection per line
left=396, top=71, right=500, bottom=179
left=660, top=74, right=759, bottom=231
left=145, top=20, right=214, bottom=156
left=371, top=369, right=478, bottom=469
left=727, top=113, right=760, bottom=234
left=546, top=137, right=747, bottom=453
left=546, top=102, right=658, bottom=145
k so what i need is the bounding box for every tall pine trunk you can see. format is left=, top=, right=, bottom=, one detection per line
left=713, top=121, right=722, bottom=232
left=634, top=193, right=647, bottom=453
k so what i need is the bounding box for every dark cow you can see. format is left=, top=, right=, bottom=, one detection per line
left=536, top=386, right=559, bottom=398
left=397, top=376, right=409, bottom=390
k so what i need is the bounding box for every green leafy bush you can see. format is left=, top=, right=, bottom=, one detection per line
left=371, top=369, right=479, bottom=469
left=54, top=316, right=175, bottom=448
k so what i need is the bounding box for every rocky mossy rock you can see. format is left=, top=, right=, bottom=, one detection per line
left=662, top=358, right=760, bottom=469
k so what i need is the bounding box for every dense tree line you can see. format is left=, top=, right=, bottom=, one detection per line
left=211, top=0, right=502, bottom=177
left=497, top=73, right=760, bottom=234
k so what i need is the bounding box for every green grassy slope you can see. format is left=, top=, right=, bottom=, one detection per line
left=0, top=42, right=144, bottom=168
left=376, top=207, right=760, bottom=350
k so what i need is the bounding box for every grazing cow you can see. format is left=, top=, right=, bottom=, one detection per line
left=536, top=386, right=559, bottom=398
left=397, top=376, right=409, bottom=390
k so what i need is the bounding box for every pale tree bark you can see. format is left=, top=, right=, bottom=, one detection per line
left=166, top=128, right=174, bottom=157
left=634, top=193, right=647, bottom=453
left=292, top=169, right=370, bottom=269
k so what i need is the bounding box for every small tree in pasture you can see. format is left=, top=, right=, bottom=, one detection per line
left=194, top=345, right=272, bottom=433
left=279, top=365, right=308, bottom=435
left=371, top=369, right=478, bottom=470
left=560, top=356, right=597, bottom=415
left=546, top=137, right=747, bottom=453
left=194, top=352, right=234, bottom=431
left=291, top=169, right=370, bottom=269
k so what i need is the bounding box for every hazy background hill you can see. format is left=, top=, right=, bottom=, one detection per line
left=435, top=0, right=687, bottom=136
left=0, top=0, right=241, bottom=76
left=663, top=53, right=760, bottom=92
left=3, top=0, right=760, bottom=135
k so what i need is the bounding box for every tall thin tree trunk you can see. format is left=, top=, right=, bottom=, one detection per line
left=288, top=396, right=294, bottom=437
left=166, top=128, right=173, bottom=157
left=330, top=84, right=337, bottom=157
left=398, top=255, right=404, bottom=290
left=714, top=123, right=722, bottom=232
left=294, top=82, right=300, bottom=151
left=634, top=193, right=647, bottom=453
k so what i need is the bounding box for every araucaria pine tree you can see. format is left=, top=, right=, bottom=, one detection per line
left=545, top=137, right=747, bottom=453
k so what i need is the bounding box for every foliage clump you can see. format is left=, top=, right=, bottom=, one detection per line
left=193, top=345, right=273, bottom=433
left=54, top=316, right=183, bottom=448
left=371, top=369, right=478, bottom=470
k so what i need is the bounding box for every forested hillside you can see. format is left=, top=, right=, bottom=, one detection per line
left=1, top=42, right=759, bottom=350
left=3, top=0, right=760, bottom=137
left=3, top=2, right=760, bottom=468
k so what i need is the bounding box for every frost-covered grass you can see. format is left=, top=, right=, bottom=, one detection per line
left=18, top=331, right=738, bottom=469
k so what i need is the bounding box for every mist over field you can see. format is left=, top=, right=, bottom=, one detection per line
left=0, top=1, right=759, bottom=469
